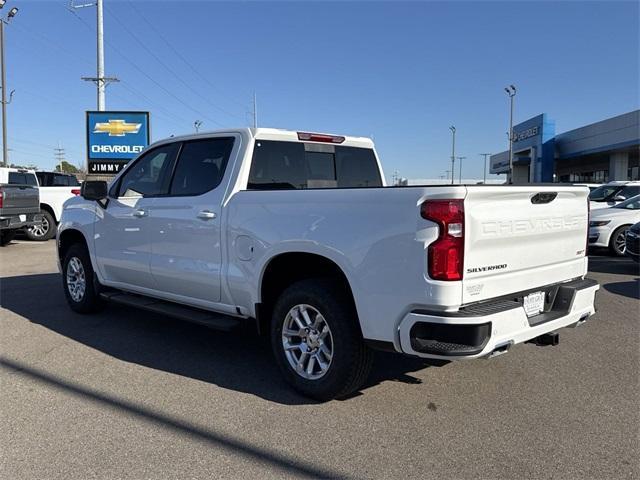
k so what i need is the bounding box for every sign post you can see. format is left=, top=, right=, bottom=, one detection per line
left=86, top=111, right=150, bottom=175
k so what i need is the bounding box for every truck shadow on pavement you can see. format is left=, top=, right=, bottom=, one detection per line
left=587, top=255, right=640, bottom=300
left=0, top=273, right=444, bottom=405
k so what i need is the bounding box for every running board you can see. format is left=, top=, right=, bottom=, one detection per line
left=100, top=292, right=241, bottom=331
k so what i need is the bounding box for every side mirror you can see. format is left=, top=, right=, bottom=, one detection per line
left=81, top=180, right=108, bottom=201
left=613, top=195, right=626, bottom=202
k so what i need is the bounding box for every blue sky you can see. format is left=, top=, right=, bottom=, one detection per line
left=5, top=0, right=639, bottom=181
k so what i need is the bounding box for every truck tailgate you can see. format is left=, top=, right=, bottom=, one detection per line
left=462, top=186, right=588, bottom=304
left=0, top=185, right=40, bottom=216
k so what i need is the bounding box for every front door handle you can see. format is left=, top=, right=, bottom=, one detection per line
left=132, top=209, right=147, bottom=218
left=197, top=210, right=217, bottom=220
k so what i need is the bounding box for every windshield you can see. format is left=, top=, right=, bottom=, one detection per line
left=589, top=184, right=623, bottom=201
left=613, top=195, right=640, bottom=210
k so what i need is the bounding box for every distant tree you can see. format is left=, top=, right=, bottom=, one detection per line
left=55, top=161, right=80, bottom=174
left=9, top=163, right=39, bottom=170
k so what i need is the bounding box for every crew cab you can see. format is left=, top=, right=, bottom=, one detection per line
left=24, top=171, right=81, bottom=241
left=0, top=167, right=42, bottom=246
left=57, top=128, right=599, bottom=400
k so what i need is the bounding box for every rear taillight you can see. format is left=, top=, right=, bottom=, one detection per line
left=421, top=199, right=464, bottom=281
left=0, top=187, right=4, bottom=209
left=71, top=188, right=81, bottom=196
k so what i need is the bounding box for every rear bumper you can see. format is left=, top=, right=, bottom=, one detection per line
left=398, top=278, right=599, bottom=359
left=0, top=212, right=42, bottom=230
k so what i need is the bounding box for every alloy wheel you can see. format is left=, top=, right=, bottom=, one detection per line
left=66, top=257, right=86, bottom=302
left=281, top=304, right=334, bottom=380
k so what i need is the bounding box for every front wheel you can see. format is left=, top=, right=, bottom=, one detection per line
left=271, top=279, right=373, bottom=401
left=609, top=225, right=630, bottom=256
left=62, top=243, right=103, bottom=313
left=26, top=209, right=56, bottom=241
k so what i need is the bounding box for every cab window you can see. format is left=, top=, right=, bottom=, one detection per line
left=169, top=137, right=234, bottom=196
left=116, top=144, right=179, bottom=198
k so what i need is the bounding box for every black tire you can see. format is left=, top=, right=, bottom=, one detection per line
left=609, top=225, right=630, bottom=256
left=25, top=209, right=56, bottom=241
left=62, top=242, right=103, bottom=313
left=0, top=229, right=16, bottom=246
left=270, top=278, right=373, bottom=401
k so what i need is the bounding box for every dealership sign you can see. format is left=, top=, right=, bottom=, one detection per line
left=86, top=111, right=150, bottom=174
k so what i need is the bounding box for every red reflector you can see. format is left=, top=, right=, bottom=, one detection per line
left=297, top=132, right=345, bottom=144
left=71, top=189, right=81, bottom=196
left=421, top=199, right=465, bottom=281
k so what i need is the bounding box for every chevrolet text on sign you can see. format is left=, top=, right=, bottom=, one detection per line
left=86, top=111, right=150, bottom=174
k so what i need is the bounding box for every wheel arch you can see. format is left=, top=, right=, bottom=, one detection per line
left=256, top=251, right=361, bottom=335
left=57, top=228, right=89, bottom=265
left=40, top=203, right=57, bottom=223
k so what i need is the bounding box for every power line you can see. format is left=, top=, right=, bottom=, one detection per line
left=105, top=4, right=244, bottom=123
left=126, top=0, right=249, bottom=111
left=70, top=10, right=227, bottom=128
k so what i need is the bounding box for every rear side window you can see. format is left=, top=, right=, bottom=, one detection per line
left=169, top=137, right=234, bottom=196
left=53, top=174, right=71, bottom=186
left=8, top=172, right=38, bottom=186
left=248, top=140, right=382, bottom=190
left=620, top=186, right=640, bottom=199
left=36, top=172, right=50, bottom=186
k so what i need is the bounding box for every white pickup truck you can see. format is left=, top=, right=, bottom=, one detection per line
left=58, top=128, right=599, bottom=400
left=24, top=171, right=81, bottom=241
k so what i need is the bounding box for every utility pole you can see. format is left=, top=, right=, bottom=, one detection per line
left=55, top=142, right=66, bottom=172
left=0, top=3, right=18, bottom=168
left=449, top=126, right=456, bottom=185
left=72, top=0, right=118, bottom=110
left=505, top=85, right=516, bottom=184
left=479, top=153, right=491, bottom=184
left=194, top=120, right=202, bottom=133
left=252, top=92, right=257, bottom=128
left=457, top=156, right=466, bottom=183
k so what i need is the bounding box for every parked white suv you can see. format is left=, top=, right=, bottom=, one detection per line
left=57, top=128, right=599, bottom=399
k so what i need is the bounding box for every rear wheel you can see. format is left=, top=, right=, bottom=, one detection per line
left=0, top=230, right=16, bottom=246
left=609, top=225, right=630, bottom=256
left=270, top=279, right=373, bottom=401
left=62, top=243, right=103, bottom=313
left=26, top=209, right=56, bottom=241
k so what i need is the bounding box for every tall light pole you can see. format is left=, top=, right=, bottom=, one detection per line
left=0, top=2, right=18, bottom=167
left=505, top=85, right=516, bottom=184
left=449, top=126, right=456, bottom=185
left=457, top=156, right=466, bottom=183
left=479, top=153, right=491, bottom=184
left=194, top=120, right=202, bottom=133
left=252, top=92, right=257, bottom=128
left=72, top=0, right=118, bottom=111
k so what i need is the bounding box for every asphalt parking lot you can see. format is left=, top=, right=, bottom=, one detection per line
left=1, top=239, right=638, bottom=479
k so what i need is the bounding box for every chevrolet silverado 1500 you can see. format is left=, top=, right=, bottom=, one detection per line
left=57, top=128, right=599, bottom=400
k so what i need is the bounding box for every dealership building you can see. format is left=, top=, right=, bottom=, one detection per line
left=490, top=110, right=639, bottom=183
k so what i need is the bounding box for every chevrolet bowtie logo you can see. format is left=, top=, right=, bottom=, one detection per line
left=93, top=119, right=142, bottom=137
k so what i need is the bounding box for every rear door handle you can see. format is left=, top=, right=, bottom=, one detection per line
left=132, top=209, right=147, bottom=218
left=197, top=210, right=217, bottom=220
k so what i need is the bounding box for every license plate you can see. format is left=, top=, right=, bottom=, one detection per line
left=523, top=291, right=545, bottom=317
left=19, top=214, right=26, bottom=222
